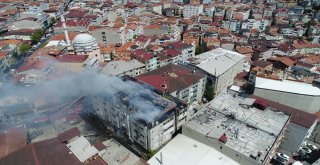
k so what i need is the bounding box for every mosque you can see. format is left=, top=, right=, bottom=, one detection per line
left=52, top=15, right=104, bottom=71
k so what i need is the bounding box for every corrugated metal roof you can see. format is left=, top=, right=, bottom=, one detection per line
left=255, top=77, right=320, bottom=96
left=251, top=95, right=317, bottom=128
left=0, top=137, right=81, bottom=165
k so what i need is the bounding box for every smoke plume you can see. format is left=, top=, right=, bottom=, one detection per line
left=0, top=71, right=165, bottom=124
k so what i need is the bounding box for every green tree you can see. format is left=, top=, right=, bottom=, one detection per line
left=13, top=43, right=31, bottom=59
left=50, top=17, right=56, bottom=27
left=204, top=85, right=214, bottom=102
left=142, top=149, right=158, bottom=160
left=248, top=15, right=255, bottom=19
left=110, top=52, right=115, bottom=60
left=195, top=45, right=205, bottom=55
left=31, top=29, right=45, bottom=44
left=12, top=50, right=19, bottom=59
left=19, top=43, right=31, bottom=54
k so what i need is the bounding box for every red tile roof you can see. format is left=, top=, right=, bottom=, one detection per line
left=136, top=64, right=206, bottom=94
left=251, top=95, right=317, bottom=128
left=56, top=20, right=90, bottom=28
left=135, top=35, right=150, bottom=43
left=268, top=56, right=295, bottom=67
left=58, top=55, right=88, bottom=63
left=16, top=59, right=49, bottom=73
left=0, top=29, right=36, bottom=37
left=64, top=9, right=88, bottom=19
left=131, top=49, right=154, bottom=62
left=0, top=51, right=6, bottom=60
left=165, top=48, right=181, bottom=57
left=0, top=137, right=81, bottom=165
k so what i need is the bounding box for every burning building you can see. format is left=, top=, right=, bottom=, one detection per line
left=0, top=71, right=188, bottom=151
left=83, top=81, right=188, bottom=151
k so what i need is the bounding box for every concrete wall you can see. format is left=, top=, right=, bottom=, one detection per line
left=215, top=57, right=245, bottom=96
left=254, top=88, right=320, bottom=114
left=90, top=29, right=121, bottom=46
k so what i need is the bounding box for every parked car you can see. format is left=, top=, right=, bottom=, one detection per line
left=272, top=156, right=287, bottom=165
left=298, top=147, right=312, bottom=155
left=306, top=143, right=317, bottom=151
left=276, top=153, right=290, bottom=161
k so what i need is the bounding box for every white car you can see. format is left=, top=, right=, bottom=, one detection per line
left=306, top=144, right=317, bottom=151
left=276, top=153, right=290, bottom=161
left=299, top=147, right=312, bottom=154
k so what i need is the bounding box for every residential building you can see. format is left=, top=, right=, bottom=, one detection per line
left=203, top=4, right=215, bottom=17
left=27, top=2, right=49, bottom=14
left=185, top=48, right=245, bottom=97
left=131, top=49, right=159, bottom=71
left=90, top=27, right=122, bottom=46
left=292, top=43, right=320, bottom=54
left=101, top=59, right=146, bottom=77
left=183, top=4, right=203, bottom=18
left=241, top=19, right=270, bottom=32
left=0, top=29, right=36, bottom=41
left=85, top=80, right=188, bottom=151
left=136, top=64, right=206, bottom=105
left=54, top=19, right=90, bottom=34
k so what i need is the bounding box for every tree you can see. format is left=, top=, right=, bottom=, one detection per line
left=50, top=17, right=56, bottom=27
left=142, top=149, right=158, bottom=160
left=195, top=45, right=205, bottom=55
left=110, top=52, right=115, bottom=60
left=31, top=29, right=44, bottom=44
left=248, top=10, right=254, bottom=19
left=248, top=15, right=255, bottom=19
left=204, top=85, right=214, bottom=102
left=13, top=43, right=31, bottom=59
left=19, top=43, right=31, bottom=54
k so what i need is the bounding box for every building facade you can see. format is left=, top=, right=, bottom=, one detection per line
left=183, top=4, right=203, bottom=18
left=84, top=83, right=188, bottom=151
left=136, top=64, right=207, bottom=105
left=185, top=48, right=245, bottom=97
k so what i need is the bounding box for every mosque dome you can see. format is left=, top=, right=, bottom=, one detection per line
left=72, top=33, right=98, bottom=53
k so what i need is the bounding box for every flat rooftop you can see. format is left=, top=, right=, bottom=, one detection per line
left=101, top=139, right=144, bottom=165
left=111, top=90, right=177, bottom=124
left=184, top=93, right=290, bottom=162
left=255, top=77, right=320, bottom=96
left=101, top=59, right=145, bottom=76
left=187, top=48, right=244, bottom=76
left=148, top=134, right=240, bottom=165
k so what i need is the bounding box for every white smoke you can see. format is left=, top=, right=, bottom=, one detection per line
left=0, top=71, right=166, bottom=124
